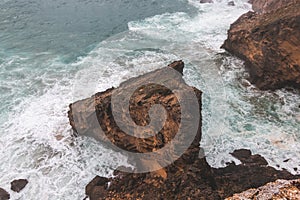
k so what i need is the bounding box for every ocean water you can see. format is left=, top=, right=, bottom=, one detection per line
left=0, top=0, right=299, bottom=199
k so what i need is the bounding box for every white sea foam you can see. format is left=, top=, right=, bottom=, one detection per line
left=0, top=78, right=130, bottom=199
left=1, top=0, right=300, bottom=199
left=127, top=0, right=300, bottom=174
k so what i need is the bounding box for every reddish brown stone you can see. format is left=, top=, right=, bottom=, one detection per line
left=222, top=1, right=300, bottom=90
left=251, top=0, right=299, bottom=14
left=68, top=60, right=202, bottom=171
left=84, top=149, right=299, bottom=200
left=68, top=61, right=299, bottom=199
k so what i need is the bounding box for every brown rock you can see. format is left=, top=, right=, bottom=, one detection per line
left=251, top=0, right=300, bottom=14
left=68, top=60, right=202, bottom=171
left=85, top=149, right=299, bottom=200
left=10, top=179, right=28, bottom=193
left=0, top=188, right=9, bottom=200
left=222, top=2, right=300, bottom=90
left=226, top=179, right=300, bottom=200
left=68, top=61, right=299, bottom=199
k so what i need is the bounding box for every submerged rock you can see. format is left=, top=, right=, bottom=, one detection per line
left=200, top=0, right=213, bottom=3
left=0, top=188, right=10, bottom=200
left=228, top=1, right=235, bottom=6
left=10, top=179, right=28, bottom=193
left=222, top=1, right=300, bottom=90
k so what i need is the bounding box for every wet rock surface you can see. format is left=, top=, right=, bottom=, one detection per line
left=69, top=61, right=202, bottom=172
left=10, top=179, right=28, bottom=193
left=68, top=61, right=299, bottom=199
left=0, top=188, right=9, bottom=200
left=85, top=149, right=298, bottom=200
left=222, top=0, right=300, bottom=90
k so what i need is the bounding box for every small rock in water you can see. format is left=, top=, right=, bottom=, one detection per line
left=10, top=179, right=28, bottom=193
left=228, top=1, right=235, bottom=6
left=0, top=188, right=10, bottom=200
left=200, top=0, right=213, bottom=3
left=240, top=78, right=252, bottom=87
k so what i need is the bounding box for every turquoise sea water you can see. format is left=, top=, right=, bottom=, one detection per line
left=0, top=0, right=299, bottom=199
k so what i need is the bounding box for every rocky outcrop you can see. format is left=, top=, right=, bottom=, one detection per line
left=10, top=179, right=28, bottom=193
left=85, top=149, right=298, bottom=200
left=0, top=188, right=9, bottom=200
left=222, top=1, right=300, bottom=90
left=226, top=179, right=300, bottom=200
left=69, top=61, right=202, bottom=172
left=252, top=0, right=299, bottom=13
left=68, top=61, right=299, bottom=199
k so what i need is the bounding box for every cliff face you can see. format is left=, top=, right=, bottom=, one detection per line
left=252, top=0, right=299, bottom=13
left=222, top=0, right=300, bottom=90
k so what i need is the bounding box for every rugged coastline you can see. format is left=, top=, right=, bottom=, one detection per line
left=68, top=61, right=299, bottom=199
left=66, top=0, right=300, bottom=199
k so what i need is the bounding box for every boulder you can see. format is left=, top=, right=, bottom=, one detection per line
left=0, top=188, right=9, bottom=200
left=68, top=61, right=202, bottom=172
left=222, top=2, right=300, bottom=90
left=10, top=179, right=28, bottom=193
left=228, top=1, right=235, bottom=6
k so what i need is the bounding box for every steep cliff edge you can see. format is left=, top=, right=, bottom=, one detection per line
left=222, top=0, right=300, bottom=90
